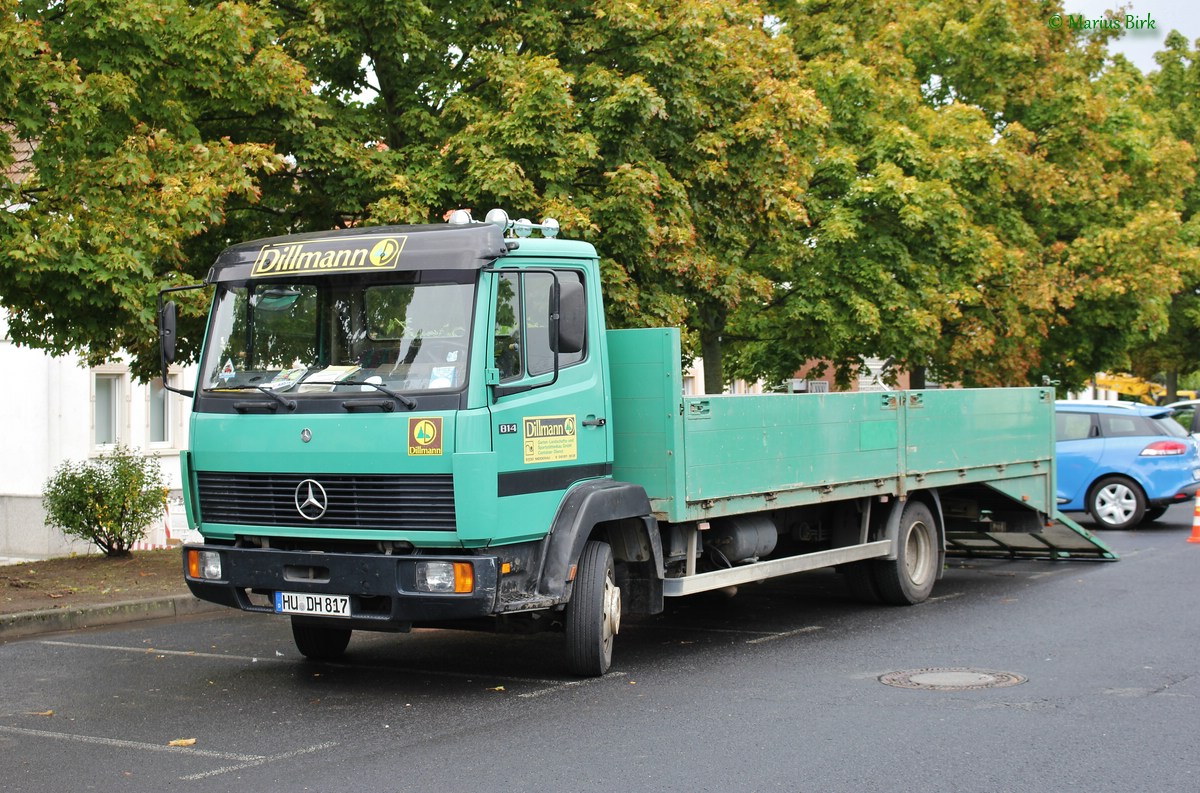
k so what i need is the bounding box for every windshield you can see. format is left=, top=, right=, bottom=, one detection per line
left=200, top=272, right=475, bottom=396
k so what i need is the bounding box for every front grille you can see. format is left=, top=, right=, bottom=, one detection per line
left=196, top=471, right=456, bottom=532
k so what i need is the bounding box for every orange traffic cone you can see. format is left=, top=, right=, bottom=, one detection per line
left=1189, top=493, right=1200, bottom=544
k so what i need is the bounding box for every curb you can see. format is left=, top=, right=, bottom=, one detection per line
left=0, top=595, right=224, bottom=640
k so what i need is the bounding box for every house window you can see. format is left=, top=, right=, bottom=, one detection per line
left=149, top=378, right=170, bottom=445
left=94, top=373, right=123, bottom=446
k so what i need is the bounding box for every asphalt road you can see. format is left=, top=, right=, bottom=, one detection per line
left=2, top=504, right=1198, bottom=792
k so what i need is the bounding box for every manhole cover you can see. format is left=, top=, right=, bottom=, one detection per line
left=879, top=668, right=1027, bottom=691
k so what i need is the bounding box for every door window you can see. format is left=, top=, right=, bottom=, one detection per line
left=493, top=270, right=585, bottom=382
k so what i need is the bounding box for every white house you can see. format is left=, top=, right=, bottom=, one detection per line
left=0, top=310, right=193, bottom=559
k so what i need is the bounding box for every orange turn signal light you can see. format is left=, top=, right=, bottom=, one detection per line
left=454, top=562, right=474, bottom=593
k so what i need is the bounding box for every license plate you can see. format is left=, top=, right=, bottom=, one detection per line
left=274, top=591, right=351, bottom=618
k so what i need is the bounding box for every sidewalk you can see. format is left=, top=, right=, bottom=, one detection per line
left=0, top=593, right=223, bottom=640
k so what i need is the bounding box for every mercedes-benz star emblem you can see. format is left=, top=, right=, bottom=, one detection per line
left=294, top=479, right=328, bottom=521
left=301, top=428, right=312, bottom=443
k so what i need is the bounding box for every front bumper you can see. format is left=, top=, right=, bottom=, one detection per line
left=183, top=545, right=499, bottom=631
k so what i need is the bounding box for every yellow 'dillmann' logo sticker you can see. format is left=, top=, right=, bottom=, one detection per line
left=409, top=417, right=443, bottom=456
left=523, top=415, right=577, bottom=464
left=251, top=234, right=407, bottom=277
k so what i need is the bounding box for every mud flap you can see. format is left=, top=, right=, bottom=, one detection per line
left=944, top=511, right=1117, bottom=561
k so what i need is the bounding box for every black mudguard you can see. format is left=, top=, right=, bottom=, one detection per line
left=538, top=479, right=664, bottom=613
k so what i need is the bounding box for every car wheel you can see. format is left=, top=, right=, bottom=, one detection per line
left=1087, top=476, right=1146, bottom=530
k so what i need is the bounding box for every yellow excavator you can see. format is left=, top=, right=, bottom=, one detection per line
left=1093, top=373, right=1196, bottom=405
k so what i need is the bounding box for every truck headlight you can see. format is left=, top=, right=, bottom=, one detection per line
left=187, top=550, right=223, bottom=580
left=415, top=561, right=474, bottom=593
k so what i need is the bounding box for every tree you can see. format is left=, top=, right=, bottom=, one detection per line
left=1126, top=31, right=1200, bottom=398
left=0, top=0, right=315, bottom=379
left=263, top=0, right=825, bottom=392
left=730, top=0, right=1198, bottom=392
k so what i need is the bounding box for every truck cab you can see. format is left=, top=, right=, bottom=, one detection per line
left=170, top=215, right=650, bottom=675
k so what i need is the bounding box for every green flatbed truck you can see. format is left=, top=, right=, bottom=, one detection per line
left=160, top=212, right=1114, bottom=676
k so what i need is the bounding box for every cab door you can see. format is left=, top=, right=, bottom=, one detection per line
left=486, top=267, right=609, bottom=515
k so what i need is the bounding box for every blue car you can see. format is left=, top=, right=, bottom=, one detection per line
left=1055, top=401, right=1200, bottom=529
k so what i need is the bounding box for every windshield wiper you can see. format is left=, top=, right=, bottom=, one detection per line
left=207, top=384, right=297, bottom=411
left=308, top=379, right=418, bottom=410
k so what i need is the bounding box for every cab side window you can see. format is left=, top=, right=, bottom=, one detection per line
left=493, top=270, right=586, bottom=382
left=495, top=273, right=523, bottom=381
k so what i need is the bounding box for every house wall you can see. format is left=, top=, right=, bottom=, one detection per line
left=0, top=311, right=193, bottom=559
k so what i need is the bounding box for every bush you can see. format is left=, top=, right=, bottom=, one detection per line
left=42, top=445, right=167, bottom=558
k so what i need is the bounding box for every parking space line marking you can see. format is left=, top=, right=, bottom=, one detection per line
left=745, top=626, right=823, bottom=645
left=179, top=741, right=339, bottom=781
left=518, top=671, right=627, bottom=699
left=39, top=640, right=284, bottom=663
left=0, top=725, right=338, bottom=782
left=0, top=724, right=261, bottom=761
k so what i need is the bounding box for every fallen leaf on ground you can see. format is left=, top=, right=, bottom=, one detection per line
left=27, top=710, right=54, bottom=717
left=168, top=738, right=197, bottom=747
left=487, top=686, right=505, bottom=692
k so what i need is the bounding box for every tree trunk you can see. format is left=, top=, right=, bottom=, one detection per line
left=697, top=303, right=729, bottom=395
left=1166, top=370, right=1178, bottom=404
left=909, top=365, right=927, bottom=390
left=700, top=327, right=724, bottom=395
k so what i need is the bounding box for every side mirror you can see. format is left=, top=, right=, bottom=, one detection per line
left=159, top=299, right=178, bottom=372
left=554, top=279, right=585, bottom=355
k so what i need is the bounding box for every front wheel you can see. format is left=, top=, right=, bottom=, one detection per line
left=291, top=619, right=352, bottom=660
left=564, top=540, right=621, bottom=677
left=873, top=501, right=939, bottom=605
left=1088, top=476, right=1145, bottom=530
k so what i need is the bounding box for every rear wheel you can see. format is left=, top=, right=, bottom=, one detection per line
left=564, top=540, right=621, bottom=677
left=873, top=501, right=939, bottom=605
left=843, top=562, right=882, bottom=603
left=1087, top=476, right=1145, bottom=530
left=291, top=619, right=352, bottom=660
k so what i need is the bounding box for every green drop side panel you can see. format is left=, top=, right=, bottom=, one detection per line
left=680, top=392, right=902, bottom=505
left=607, top=329, right=1114, bottom=559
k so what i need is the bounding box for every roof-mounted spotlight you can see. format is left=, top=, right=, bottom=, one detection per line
left=540, top=218, right=560, bottom=238
left=447, top=209, right=473, bottom=225
left=484, top=208, right=510, bottom=231
left=514, top=218, right=534, bottom=238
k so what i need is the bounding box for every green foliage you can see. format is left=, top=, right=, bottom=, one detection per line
left=1, top=0, right=314, bottom=380
left=2, top=0, right=1199, bottom=391
left=42, top=445, right=167, bottom=558
left=727, top=0, right=1199, bottom=392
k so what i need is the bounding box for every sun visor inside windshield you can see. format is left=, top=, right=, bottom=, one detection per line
left=206, top=223, right=510, bottom=283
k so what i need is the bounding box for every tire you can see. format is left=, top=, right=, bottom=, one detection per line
left=843, top=562, right=882, bottom=603
left=1087, top=476, right=1146, bottom=530
left=564, top=540, right=621, bottom=677
left=1141, top=506, right=1169, bottom=524
left=291, top=619, right=352, bottom=660
left=873, top=501, right=939, bottom=606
